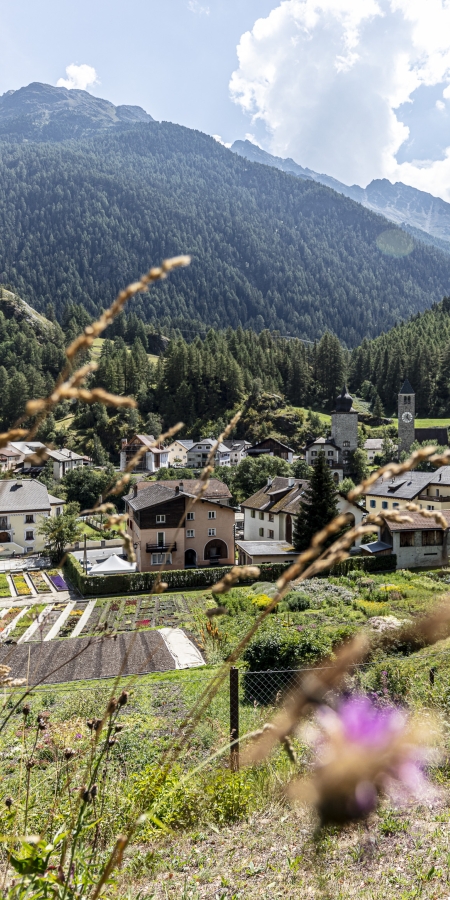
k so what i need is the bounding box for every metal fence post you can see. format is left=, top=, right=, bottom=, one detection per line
left=230, top=666, right=239, bottom=772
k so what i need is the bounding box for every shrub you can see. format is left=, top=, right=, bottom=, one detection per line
left=284, top=591, right=310, bottom=612
left=330, top=555, right=396, bottom=576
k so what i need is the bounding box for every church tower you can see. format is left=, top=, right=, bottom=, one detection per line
left=331, top=386, right=358, bottom=473
left=398, top=378, right=415, bottom=454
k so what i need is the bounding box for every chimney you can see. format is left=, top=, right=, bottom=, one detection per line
left=121, top=438, right=128, bottom=448
left=267, top=477, right=273, bottom=487
left=133, top=483, right=138, bottom=498
left=175, top=485, right=180, bottom=494
left=288, top=477, right=295, bottom=488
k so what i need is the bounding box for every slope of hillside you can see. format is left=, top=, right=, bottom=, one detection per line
left=232, top=140, right=450, bottom=249
left=0, top=82, right=153, bottom=142
left=2, top=114, right=450, bottom=343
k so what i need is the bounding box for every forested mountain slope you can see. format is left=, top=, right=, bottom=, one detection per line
left=348, top=296, right=450, bottom=415
left=1, top=99, right=450, bottom=342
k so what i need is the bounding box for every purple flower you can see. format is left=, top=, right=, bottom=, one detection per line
left=75, top=733, right=82, bottom=739
left=337, top=696, right=404, bottom=748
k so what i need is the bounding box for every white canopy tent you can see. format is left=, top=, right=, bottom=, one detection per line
left=89, top=554, right=136, bottom=575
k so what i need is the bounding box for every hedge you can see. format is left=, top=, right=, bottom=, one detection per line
left=330, top=555, right=396, bottom=576
left=63, top=554, right=294, bottom=597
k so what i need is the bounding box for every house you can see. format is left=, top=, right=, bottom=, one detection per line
left=305, top=437, right=344, bottom=483
left=361, top=510, right=450, bottom=569
left=0, top=446, right=23, bottom=472
left=241, top=476, right=366, bottom=557
left=22, top=447, right=89, bottom=481
left=152, top=479, right=233, bottom=505
left=246, top=437, right=294, bottom=463
left=363, top=467, right=450, bottom=514
left=223, top=440, right=252, bottom=465
left=242, top=476, right=308, bottom=544
left=119, top=434, right=169, bottom=474
left=124, top=480, right=235, bottom=571
left=165, top=439, right=195, bottom=467
left=0, top=480, right=64, bottom=556
left=364, top=438, right=383, bottom=463
left=186, top=440, right=231, bottom=468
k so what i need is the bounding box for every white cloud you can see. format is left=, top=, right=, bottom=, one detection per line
left=212, top=134, right=232, bottom=148
left=230, top=0, right=450, bottom=199
left=187, top=1, right=210, bottom=14
left=57, top=64, right=99, bottom=92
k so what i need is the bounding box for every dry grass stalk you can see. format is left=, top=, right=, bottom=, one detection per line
left=348, top=446, right=438, bottom=501
left=212, top=565, right=261, bottom=594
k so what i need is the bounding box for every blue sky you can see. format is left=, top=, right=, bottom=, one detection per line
left=0, top=0, right=274, bottom=146
left=2, top=0, right=450, bottom=200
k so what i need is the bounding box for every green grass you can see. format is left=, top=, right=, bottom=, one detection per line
left=0, top=573, right=11, bottom=597
left=415, top=417, right=450, bottom=428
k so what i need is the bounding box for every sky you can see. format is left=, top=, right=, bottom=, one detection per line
left=1, top=0, right=450, bottom=200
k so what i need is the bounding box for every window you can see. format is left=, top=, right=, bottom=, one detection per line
left=427, top=505, right=435, bottom=511
left=187, top=512, right=195, bottom=520
left=343, top=440, right=350, bottom=447
left=259, top=527, right=264, bottom=537
left=157, top=532, right=165, bottom=547
left=393, top=502, right=399, bottom=509
left=382, top=501, right=388, bottom=509
left=56, top=508, right=61, bottom=517
left=436, top=488, right=440, bottom=497
left=268, top=513, right=274, bottom=522
left=208, top=511, right=216, bottom=519
left=328, top=450, right=334, bottom=456
left=422, top=530, right=443, bottom=546
left=268, top=529, right=274, bottom=539
left=25, top=515, right=34, bottom=524
left=400, top=531, right=415, bottom=547
left=311, top=451, right=317, bottom=456
left=250, top=510, right=255, bottom=518
left=259, top=512, right=264, bottom=520
left=151, top=553, right=172, bottom=565
left=25, top=531, right=34, bottom=541
left=208, top=528, right=216, bottom=536
left=156, top=514, right=166, bottom=524
left=370, top=499, right=376, bottom=508
left=186, top=529, right=195, bottom=538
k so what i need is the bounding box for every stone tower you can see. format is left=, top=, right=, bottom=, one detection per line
left=331, top=386, right=358, bottom=473
left=398, top=378, right=415, bottom=454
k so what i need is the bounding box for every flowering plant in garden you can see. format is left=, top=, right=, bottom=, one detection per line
left=50, top=574, right=68, bottom=591
left=289, top=695, right=438, bottom=825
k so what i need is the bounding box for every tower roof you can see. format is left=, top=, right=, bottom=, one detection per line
left=335, top=385, right=353, bottom=413
left=399, top=378, right=415, bottom=394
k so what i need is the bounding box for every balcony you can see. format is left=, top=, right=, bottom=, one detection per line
left=146, top=542, right=177, bottom=553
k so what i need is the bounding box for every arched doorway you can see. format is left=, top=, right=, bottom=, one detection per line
left=285, top=515, right=292, bottom=543
left=333, top=473, right=340, bottom=484
left=204, top=539, right=228, bottom=564
left=0, top=532, right=10, bottom=543
left=185, top=548, right=197, bottom=568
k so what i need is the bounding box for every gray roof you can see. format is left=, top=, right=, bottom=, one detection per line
left=400, top=378, right=415, bottom=394
left=360, top=540, right=393, bottom=554
left=48, top=493, right=65, bottom=505
left=236, top=540, right=296, bottom=557
left=126, top=482, right=233, bottom=512
left=47, top=448, right=85, bottom=462
left=366, top=471, right=433, bottom=499
left=188, top=440, right=229, bottom=453
left=364, top=439, right=384, bottom=450
left=0, top=480, right=53, bottom=512
left=176, top=440, right=195, bottom=450
left=241, top=477, right=309, bottom=513
left=305, top=436, right=341, bottom=450
left=429, top=466, right=450, bottom=486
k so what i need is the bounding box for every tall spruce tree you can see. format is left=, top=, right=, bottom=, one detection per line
left=293, top=452, right=340, bottom=552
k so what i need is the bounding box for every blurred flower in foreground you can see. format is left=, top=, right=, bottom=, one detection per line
left=289, top=695, right=439, bottom=825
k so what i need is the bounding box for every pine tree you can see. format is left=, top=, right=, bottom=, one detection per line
left=293, top=452, right=340, bottom=552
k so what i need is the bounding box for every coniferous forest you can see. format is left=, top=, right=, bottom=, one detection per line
left=1, top=121, right=450, bottom=344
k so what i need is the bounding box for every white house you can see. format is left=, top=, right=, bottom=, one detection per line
left=21, top=446, right=89, bottom=481
left=165, top=439, right=194, bottom=467
left=187, top=440, right=231, bottom=468
left=0, top=480, right=64, bottom=556
left=304, top=437, right=344, bottom=483
left=223, top=440, right=251, bottom=465
left=119, top=434, right=169, bottom=474
left=361, top=510, right=450, bottom=569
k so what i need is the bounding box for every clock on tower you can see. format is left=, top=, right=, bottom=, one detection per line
left=398, top=379, right=415, bottom=454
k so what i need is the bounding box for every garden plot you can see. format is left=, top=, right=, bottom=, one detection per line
left=27, top=602, right=68, bottom=642
left=11, top=573, right=32, bottom=597
left=29, top=571, right=53, bottom=593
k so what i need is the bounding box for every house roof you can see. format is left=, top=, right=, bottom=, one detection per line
left=155, top=479, right=232, bottom=500
left=123, top=434, right=165, bottom=453
left=0, top=446, right=22, bottom=458
left=126, top=481, right=233, bottom=512
left=428, top=466, right=450, bottom=486
left=9, top=441, right=46, bottom=456
left=236, top=540, right=296, bottom=557
left=365, top=471, right=433, bottom=500
left=241, top=477, right=309, bottom=514
left=400, top=378, right=415, bottom=394
left=48, top=493, right=65, bottom=505
left=0, top=480, right=54, bottom=512
left=360, top=540, right=393, bottom=554
left=174, top=439, right=195, bottom=450
left=364, top=439, right=384, bottom=450
left=47, top=448, right=85, bottom=462
left=304, top=436, right=340, bottom=450
left=249, top=437, right=294, bottom=452
left=188, top=440, right=230, bottom=454
left=387, top=511, right=450, bottom=531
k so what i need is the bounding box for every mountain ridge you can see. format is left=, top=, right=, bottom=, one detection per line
left=0, top=82, right=153, bottom=142
left=231, top=140, right=450, bottom=249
